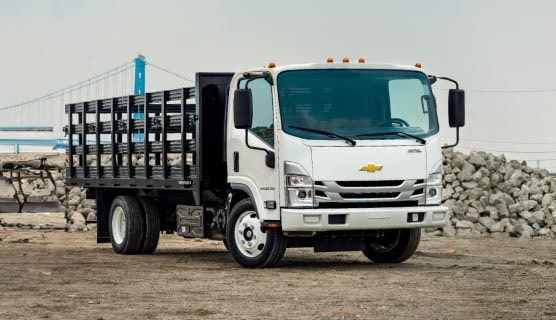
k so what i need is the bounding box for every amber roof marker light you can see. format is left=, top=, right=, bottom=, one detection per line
left=415, top=63, right=422, bottom=68
left=343, top=57, right=350, bottom=63
left=268, top=61, right=276, bottom=68
left=358, top=57, right=366, bottom=63
left=326, top=57, right=334, bottom=63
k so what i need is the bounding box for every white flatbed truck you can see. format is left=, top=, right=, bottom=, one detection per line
left=65, top=58, right=465, bottom=267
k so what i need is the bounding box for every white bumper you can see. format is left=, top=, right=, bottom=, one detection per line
left=281, top=206, right=449, bottom=232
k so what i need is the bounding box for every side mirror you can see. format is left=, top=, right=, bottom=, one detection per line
left=448, top=89, right=465, bottom=127
left=233, top=89, right=253, bottom=129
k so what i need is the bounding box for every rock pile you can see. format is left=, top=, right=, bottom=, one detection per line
left=65, top=186, right=97, bottom=232
left=436, top=149, right=556, bottom=238
left=4, top=151, right=556, bottom=238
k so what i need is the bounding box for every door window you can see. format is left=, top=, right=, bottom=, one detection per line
left=246, top=78, right=274, bottom=147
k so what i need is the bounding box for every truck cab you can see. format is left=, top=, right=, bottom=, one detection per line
left=224, top=62, right=463, bottom=267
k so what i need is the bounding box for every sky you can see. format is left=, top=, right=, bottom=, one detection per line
left=0, top=0, right=555, bottom=169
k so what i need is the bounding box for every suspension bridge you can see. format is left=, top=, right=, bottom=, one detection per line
left=0, top=55, right=193, bottom=153
left=0, top=56, right=555, bottom=172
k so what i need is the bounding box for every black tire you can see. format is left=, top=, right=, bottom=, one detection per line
left=362, top=228, right=421, bottom=263
left=109, top=196, right=144, bottom=254
left=138, top=198, right=160, bottom=254
left=222, top=239, right=229, bottom=251
left=226, top=198, right=287, bottom=268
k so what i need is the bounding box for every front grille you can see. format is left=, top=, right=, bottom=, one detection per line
left=335, top=180, right=404, bottom=187
left=315, top=190, right=327, bottom=197
left=340, top=192, right=400, bottom=199
left=314, top=179, right=425, bottom=206
left=412, top=188, right=424, bottom=196
left=317, top=201, right=419, bottom=209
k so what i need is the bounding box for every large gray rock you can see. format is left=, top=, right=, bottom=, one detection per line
left=521, top=200, right=538, bottom=211
left=478, top=216, right=495, bottom=229
left=444, top=173, right=456, bottom=183
left=474, top=222, right=487, bottom=233
left=518, top=211, right=532, bottom=220
left=81, top=199, right=96, bottom=209
left=528, top=211, right=545, bottom=226
left=442, top=224, right=457, bottom=237
left=67, top=196, right=81, bottom=207
left=462, top=181, right=479, bottom=190
left=542, top=194, right=555, bottom=207
left=468, top=154, right=486, bottom=168
left=462, top=208, right=480, bottom=223
left=484, top=205, right=499, bottom=219
left=455, top=220, right=474, bottom=229
left=510, top=224, right=534, bottom=238
left=489, top=221, right=506, bottom=233
left=452, top=202, right=469, bottom=218
left=508, top=203, right=524, bottom=215
left=457, top=162, right=476, bottom=182
left=69, top=211, right=86, bottom=227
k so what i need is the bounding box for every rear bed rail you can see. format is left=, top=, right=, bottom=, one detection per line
left=65, top=87, right=198, bottom=190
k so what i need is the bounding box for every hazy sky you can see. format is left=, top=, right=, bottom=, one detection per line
left=1, top=0, right=555, bottom=168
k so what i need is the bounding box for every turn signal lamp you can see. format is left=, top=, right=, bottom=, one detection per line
left=268, top=61, right=276, bottom=68
left=415, top=63, right=422, bottom=68
left=327, top=57, right=334, bottom=63
left=343, top=57, right=350, bottom=63
left=358, top=57, right=365, bottom=63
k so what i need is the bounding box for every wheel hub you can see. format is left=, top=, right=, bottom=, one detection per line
left=111, top=206, right=126, bottom=245
left=244, top=228, right=253, bottom=241
left=234, top=210, right=267, bottom=258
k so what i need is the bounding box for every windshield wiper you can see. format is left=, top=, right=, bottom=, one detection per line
left=289, top=126, right=356, bottom=146
left=356, top=131, right=426, bottom=145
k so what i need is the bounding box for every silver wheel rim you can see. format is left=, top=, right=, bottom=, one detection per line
left=370, top=230, right=401, bottom=253
left=234, top=210, right=267, bottom=258
left=112, top=206, right=126, bottom=245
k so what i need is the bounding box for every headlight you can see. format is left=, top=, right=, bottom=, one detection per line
left=285, top=174, right=314, bottom=207
left=284, top=162, right=314, bottom=208
left=427, top=172, right=442, bottom=186
left=286, top=175, right=313, bottom=188
left=426, top=172, right=442, bottom=205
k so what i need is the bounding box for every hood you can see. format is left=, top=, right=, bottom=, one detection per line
left=311, top=145, right=427, bottom=181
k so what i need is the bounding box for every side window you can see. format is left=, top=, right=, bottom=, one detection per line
left=246, top=78, right=274, bottom=147
left=388, top=79, right=430, bottom=131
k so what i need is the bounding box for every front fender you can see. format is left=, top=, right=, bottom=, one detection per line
left=229, top=177, right=280, bottom=221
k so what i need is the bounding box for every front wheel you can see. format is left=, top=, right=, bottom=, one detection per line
left=226, top=199, right=287, bottom=268
left=362, top=228, right=421, bottom=263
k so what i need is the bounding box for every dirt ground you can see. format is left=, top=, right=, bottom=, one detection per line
left=0, top=228, right=555, bottom=320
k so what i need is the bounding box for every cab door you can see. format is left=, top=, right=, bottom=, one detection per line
left=227, top=76, right=280, bottom=221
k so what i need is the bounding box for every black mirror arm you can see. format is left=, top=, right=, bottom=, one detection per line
left=238, top=72, right=274, bottom=88
left=244, top=130, right=275, bottom=168
left=442, top=127, right=460, bottom=149
left=431, top=75, right=462, bottom=149
left=434, top=76, right=460, bottom=90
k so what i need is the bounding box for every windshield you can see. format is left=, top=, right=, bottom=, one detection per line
left=277, top=69, right=438, bottom=141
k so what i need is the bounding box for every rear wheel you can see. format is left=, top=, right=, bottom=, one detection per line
left=138, top=198, right=160, bottom=254
left=226, top=198, right=287, bottom=268
left=109, top=196, right=144, bottom=254
left=362, top=228, right=421, bottom=263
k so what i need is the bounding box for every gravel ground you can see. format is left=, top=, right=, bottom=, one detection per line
left=0, top=228, right=555, bottom=320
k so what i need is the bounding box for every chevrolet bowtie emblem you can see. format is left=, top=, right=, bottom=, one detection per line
left=360, top=163, right=383, bottom=173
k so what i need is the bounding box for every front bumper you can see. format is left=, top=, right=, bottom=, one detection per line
left=281, top=206, right=449, bottom=232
